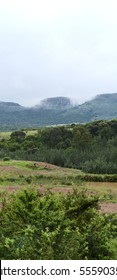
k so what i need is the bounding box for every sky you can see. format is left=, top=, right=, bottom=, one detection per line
left=0, top=0, right=117, bottom=107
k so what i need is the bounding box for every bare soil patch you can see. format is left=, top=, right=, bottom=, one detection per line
left=1, top=185, right=117, bottom=213
left=100, top=202, right=117, bottom=213
left=34, top=162, right=60, bottom=170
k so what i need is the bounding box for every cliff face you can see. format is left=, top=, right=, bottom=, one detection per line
left=37, top=96, right=73, bottom=110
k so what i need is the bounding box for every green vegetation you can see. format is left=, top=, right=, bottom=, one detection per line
left=0, top=118, right=117, bottom=260
left=1, top=119, right=117, bottom=175
left=0, top=159, right=117, bottom=203
left=0, top=94, right=117, bottom=130
left=0, top=187, right=117, bottom=260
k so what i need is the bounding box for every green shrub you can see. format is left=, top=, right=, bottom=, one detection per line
left=0, top=188, right=116, bottom=260
left=25, top=176, right=33, bottom=184
left=3, top=157, right=11, bottom=161
left=6, top=177, right=16, bottom=182
left=0, top=177, right=4, bottom=183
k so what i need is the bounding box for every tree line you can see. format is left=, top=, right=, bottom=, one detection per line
left=0, top=119, right=117, bottom=174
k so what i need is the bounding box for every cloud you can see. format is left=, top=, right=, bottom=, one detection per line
left=0, top=0, right=117, bottom=105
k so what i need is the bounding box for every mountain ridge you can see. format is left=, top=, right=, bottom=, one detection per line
left=0, top=94, right=117, bottom=130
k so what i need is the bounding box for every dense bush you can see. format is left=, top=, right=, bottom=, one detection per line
left=0, top=188, right=117, bottom=260
left=3, top=157, right=11, bottom=161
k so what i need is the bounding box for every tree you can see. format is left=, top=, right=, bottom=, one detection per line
left=10, top=131, right=26, bottom=143
left=40, top=127, right=63, bottom=148
left=72, top=126, right=92, bottom=149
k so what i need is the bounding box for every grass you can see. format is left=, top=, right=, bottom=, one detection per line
left=0, top=160, right=46, bottom=171
left=86, top=182, right=117, bottom=203
left=25, top=129, right=38, bottom=136
left=0, top=131, right=11, bottom=140
left=0, top=159, right=117, bottom=205
left=0, top=129, right=38, bottom=140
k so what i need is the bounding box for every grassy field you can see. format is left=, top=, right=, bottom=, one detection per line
left=0, top=159, right=117, bottom=213
left=0, top=129, right=38, bottom=140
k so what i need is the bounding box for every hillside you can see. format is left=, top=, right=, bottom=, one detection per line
left=0, top=159, right=117, bottom=213
left=0, top=94, right=117, bottom=130
left=0, top=102, right=24, bottom=112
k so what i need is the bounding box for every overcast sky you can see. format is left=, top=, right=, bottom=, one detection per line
left=0, top=0, right=117, bottom=106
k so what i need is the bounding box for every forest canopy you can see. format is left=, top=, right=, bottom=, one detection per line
left=0, top=119, right=117, bottom=174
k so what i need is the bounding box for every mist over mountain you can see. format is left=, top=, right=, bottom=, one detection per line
left=35, top=96, right=73, bottom=110
left=0, top=94, right=117, bottom=131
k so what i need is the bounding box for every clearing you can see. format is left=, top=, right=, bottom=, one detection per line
left=0, top=160, right=117, bottom=213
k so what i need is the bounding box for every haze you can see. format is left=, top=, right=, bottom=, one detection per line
left=0, top=0, right=117, bottom=106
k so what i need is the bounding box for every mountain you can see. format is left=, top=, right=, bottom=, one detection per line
left=60, top=93, right=117, bottom=123
left=0, top=94, right=117, bottom=130
left=0, top=102, right=24, bottom=112
left=36, top=96, right=73, bottom=110
left=78, top=93, right=117, bottom=120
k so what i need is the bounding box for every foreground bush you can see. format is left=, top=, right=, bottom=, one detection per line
left=0, top=188, right=116, bottom=259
